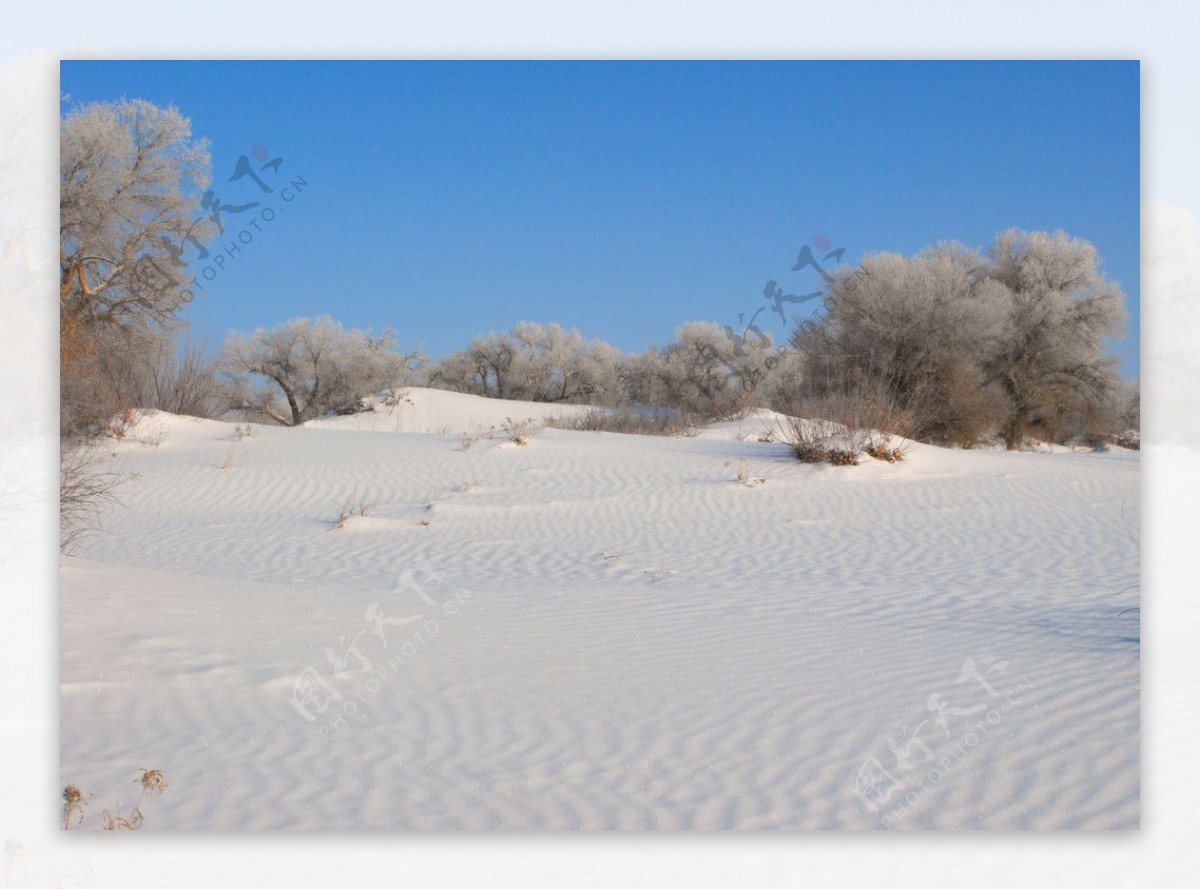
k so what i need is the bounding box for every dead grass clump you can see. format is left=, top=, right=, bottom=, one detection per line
left=791, top=441, right=831, bottom=464
left=730, top=458, right=766, bottom=486
left=501, top=417, right=532, bottom=446
left=63, top=768, right=168, bottom=831
left=333, top=495, right=376, bottom=529
left=103, top=407, right=137, bottom=440
left=62, top=784, right=87, bottom=829
left=646, top=566, right=672, bottom=583
left=824, top=448, right=861, bottom=466
left=865, top=442, right=904, bottom=463
left=543, top=407, right=700, bottom=437
left=779, top=416, right=862, bottom=466
left=456, top=429, right=487, bottom=451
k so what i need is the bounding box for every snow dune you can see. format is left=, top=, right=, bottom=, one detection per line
left=60, top=388, right=1139, bottom=829
left=303, top=387, right=602, bottom=435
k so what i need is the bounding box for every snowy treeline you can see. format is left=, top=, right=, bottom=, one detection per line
left=61, top=99, right=1137, bottom=450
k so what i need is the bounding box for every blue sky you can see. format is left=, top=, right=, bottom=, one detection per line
left=60, top=60, right=1140, bottom=377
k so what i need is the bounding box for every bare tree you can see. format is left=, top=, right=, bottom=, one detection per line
left=136, top=330, right=222, bottom=418
left=219, top=317, right=424, bottom=425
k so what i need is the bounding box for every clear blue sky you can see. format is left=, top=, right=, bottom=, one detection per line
left=60, top=60, right=1140, bottom=378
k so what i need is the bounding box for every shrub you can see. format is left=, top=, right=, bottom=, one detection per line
left=62, top=768, right=168, bottom=830
left=779, top=415, right=858, bottom=466
left=60, top=441, right=124, bottom=553
left=543, top=406, right=699, bottom=437
left=865, top=442, right=904, bottom=463
left=500, top=417, right=532, bottom=445
left=777, top=403, right=911, bottom=467
left=332, top=495, right=375, bottom=529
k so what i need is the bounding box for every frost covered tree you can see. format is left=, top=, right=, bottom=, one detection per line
left=614, top=323, right=784, bottom=417
left=426, top=330, right=520, bottom=399
left=219, top=317, right=424, bottom=425
left=426, top=323, right=621, bottom=404
left=60, top=99, right=213, bottom=436
left=794, top=244, right=1009, bottom=443
left=793, top=231, right=1127, bottom=447
left=656, top=323, right=732, bottom=416
left=59, top=99, right=214, bottom=548
left=510, top=322, right=621, bottom=403
left=1116, top=378, right=1140, bottom=431
left=758, top=346, right=807, bottom=415
left=60, top=99, right=212, bottom=327
left=617, top=347, right=671, bottom=407
left=984, top=229, right=1127, bottom=447
left=649, top=322, right=776, bottom=417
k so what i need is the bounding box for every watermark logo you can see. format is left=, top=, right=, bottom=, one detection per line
left=759, top=235, right=845, bottom=329
left=287, top=558, right=471, bottom=739
left=700, top=234, right=848, bottom=393
left=851, top=647, right=1035, bottom=828
left=131, top=144, right=309, bottom=304
left=3, top=838, right=94, bottom=889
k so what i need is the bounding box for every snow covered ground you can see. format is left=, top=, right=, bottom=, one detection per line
left=59, top=389, right=1139, bottom=829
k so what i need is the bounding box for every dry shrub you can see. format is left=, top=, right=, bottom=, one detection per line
left=731, top=458, right=766, bottom=486
left=103, top=407, right=137, bottom=440
left=332, top=495, right=375, bottom=530
left=63, top=768, right=168, bottom=831
left=780, top=415, right=861, bottom=466
left=825, top=449, right=861, bottom=466
left=500, top=417, right=532, bottom=445
left=865, top=442, right=904, bottom=463
left=777, top=378, right=920, bottom=467
left=544, top=406, right=699, bottom=437
left=60, top=441, right=124, bottom=553
left=62, top=321, right=218, bottom=438
left=61, top=322, right=139, bottom=439
left=62, top=784, right=86, bottom=829
left=791, top=441, right=831, bottom=464
left=213, top=446, right=237, bottom=470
